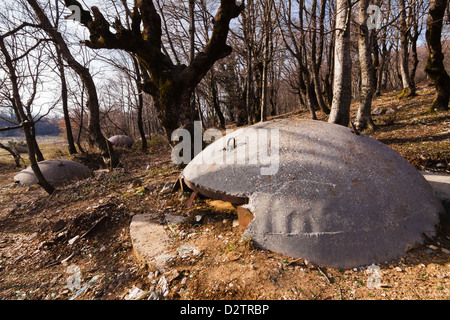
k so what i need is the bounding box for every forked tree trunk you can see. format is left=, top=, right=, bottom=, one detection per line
left=27, top=0, right=119, bottom=169
left=58, top=0, right=243, bottom=162
left=0, top=37, right=55, bottom=194
left=329, top=0, right=352, bottom=127
left=356, top=0, right=375, bottom=131
left=425, top=0, right=450, bottom=111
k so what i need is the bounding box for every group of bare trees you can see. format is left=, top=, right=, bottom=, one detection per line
left=0, top=0, right=449, bottom=194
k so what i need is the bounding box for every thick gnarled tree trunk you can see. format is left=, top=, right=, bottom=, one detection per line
left=60, top=0, right=243, bottom=158
left=425, top=0, right=450, bottom=111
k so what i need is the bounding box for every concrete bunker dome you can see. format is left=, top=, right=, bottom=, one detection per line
left=182, top=118, right=444, bottom=268
left=14, top=159, right=93, bottom=187
left=108, top=135, right=135, bottom=148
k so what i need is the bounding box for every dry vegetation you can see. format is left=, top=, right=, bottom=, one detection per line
left=0, top=84, right=449, bottom=301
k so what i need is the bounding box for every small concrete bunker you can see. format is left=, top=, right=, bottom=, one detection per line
left=182, top=119, right=444, bottom=268
left=14, top=159, right=93, bottom=187
left=108, top=135, right=135, bottom=148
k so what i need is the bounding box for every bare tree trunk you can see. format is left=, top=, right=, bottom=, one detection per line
left=329, top=0, right=352, bottom=126
left=311, top=0, right=330, bottom=115
left=260, top=0, right=272, bottom=122
left=31, top=125, right=44, bottom=161
left=0, top=36, right=54, bottom=194
left=131, top=55, right=148, bottom=151
left=376, top=34, right=387, bottom=96
left=408, top=2, right=421, bottom=95
left=26, top=0, right=119, bottom=169
left=243, top=0, right=254, bottom=125
left=0, top=142, right=22, bottom=168
left=57, top=47, right=77, bottom=154
left=209, top=71, right=225, bottom=129
left=325, top=29, right=335, bottom=105
left=76, top=86, right=86, bottom=153
left=189, top=0, right=195, bottom=64
left=356, top=0, right=375, bottom=131
left=298, top=0, right=318, bottom=120
left=398, top=0, right=414, bottom=98
left=425, top=0, right=450, bottom=111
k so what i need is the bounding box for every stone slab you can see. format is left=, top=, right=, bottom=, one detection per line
left=130, top=214, right=174, bottom=271
left=422, top=172, right=450, bottom=213
left=421, top=172, right=450, bottom=201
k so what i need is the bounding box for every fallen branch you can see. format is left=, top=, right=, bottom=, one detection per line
left=80, top=215, right=108, bottom=239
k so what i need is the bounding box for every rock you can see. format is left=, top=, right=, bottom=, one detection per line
left=124, top=286, right=148, bottom=300
left=385, top=107, right=395, bottom=115
left=14, top=159, right=93, bottom=187
left=372, top=107, right=386, bottom=115
left=108, top=135, right=135, bottom=148
left=183, top=118, right=443, bottom=268
left=177, top=245, right=200, bottom=258
left=160, top=182, right=172, bottom=194
left=68, top=235, right=80, bottom=245
left=164, top=269, right=180, bottom=283
left=148, top=291, right=160, bottom=300
left=157, top=276, right=169, bottom=297
left=66, top=265, right=81, bottom=291
left=165, top=213, right=187, bottom=225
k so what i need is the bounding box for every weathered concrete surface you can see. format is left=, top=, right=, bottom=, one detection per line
left=183, top=119, right=444, bottom=268
left=421, top=172, right=450, bottom=201
left=14, top=159, right=93, bottom=187
left=130, top=214, right=174, bottom=271
left=421, top=172, right=450, bottom=213
left=108, top=135, right=135, bottom=148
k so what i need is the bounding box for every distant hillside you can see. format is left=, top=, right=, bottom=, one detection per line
left=0, top=114, right=61, bottom=137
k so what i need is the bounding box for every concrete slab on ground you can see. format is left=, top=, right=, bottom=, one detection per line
left=421, top=172, right=450, bottom=201
left=130, top=214, right=174, bottom=271
left=130, top=213, right=189, bottom=271
left=422, top=172, right=450, bottom=212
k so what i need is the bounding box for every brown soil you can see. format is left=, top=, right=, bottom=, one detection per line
left=0, top=84, right=449, bottom=300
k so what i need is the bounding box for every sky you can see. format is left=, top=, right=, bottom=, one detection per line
left=0, top=0, right=447, bottom=122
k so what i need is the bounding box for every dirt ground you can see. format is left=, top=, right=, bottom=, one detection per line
left=0, top=84, right=449, bottom=300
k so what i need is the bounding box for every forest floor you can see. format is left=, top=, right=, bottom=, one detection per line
left=0, top=84, right=449, bottom=301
